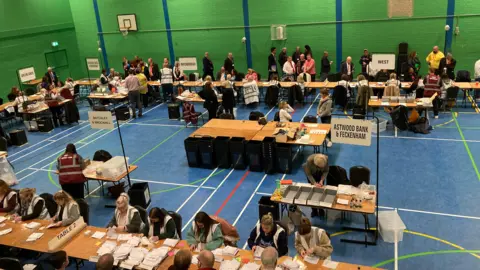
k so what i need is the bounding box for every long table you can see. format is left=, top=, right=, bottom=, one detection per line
left=0, top=215, right=382, bottom=270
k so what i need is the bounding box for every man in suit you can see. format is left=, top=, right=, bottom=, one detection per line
left=203, top=52, right=214, bottom=79
left=216, top=67, right=226, bottom=81
left=224, top=52, right=234, bottom=74
left=145, top=58, right=160, bottom=81
left=268, top=47, right=277, bottom=80
left=45, top=67, right=58, bottom=86
left=340, top=56, right=355, bottom=81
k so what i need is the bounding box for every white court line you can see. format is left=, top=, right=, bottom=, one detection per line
left=233, top=175, right=268, bottom=226
left=47, top=140, right=57, bottom=142
left=124, top=122, right=193, bottom=128
left=243, top=221, right=259, bottom=250
left=181, top=168, right=236, bottom=231
left=175, top=168, right=219, bottom=213
left=378, top=135, right=480, bottom=143
left=130, top=178, right=215, bottom=189
left=14, top=104, right=164, bottom=178
left=255, top=192, right=273, bottom=196
left=17, top=170, right=41, bottom=181
left=300, top=94, right=320, bottom=122
left=396, top=207, right=480, bottom=220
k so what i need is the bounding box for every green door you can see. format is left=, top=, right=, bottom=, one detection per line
left=45, top=49, right=70, bottom=82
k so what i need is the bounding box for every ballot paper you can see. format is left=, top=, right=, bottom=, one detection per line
left=117, top=233, right=133, bottom=241
left=322, top=260, right=339, bottom=269
left=191, top=255, right=199, bottom=265
left=25, top=222, right=41, bottom=229
left=381, top=102, right=390, bottom=106
left=120, top=246, right=149, bottom=268
left=222, top=246, right=240, bottom=256
left=304, top=124, right=318, bottom=128
left=106, top=227, right=118, bottom=240
left=92, top=231, right=106, bottom=239
left=97, top=241, right=117, bottom=255
left=113, top=243, right=134, bottom=261
left=240, top=262, right=261, bottom=270
left=139, top=246, right=170, bottom=269
left=303, top=255, right=320, bottom=264
left=0, top=228, right=12, bottom=236
left=26, top=232, right=44, bottom=242
left=162, top=238, right=179, bottom=247
left=219, top=259, right=241, bottom=270
left=309, top=129, right=327, bottom=135
left=0, top=216, right=6, bottom=223
left=46, top=223, right=57, bottom=229
left=127, top=236, right=141, bottom=247
left=23, top=264, right=37, bottom=270
left=337, top=184, right=353, bottom=195
left=281, top=259, right=300, bottom=269
left=336, top=198, right=349, bottom=205
left=253, top=246, right=264, bottom=260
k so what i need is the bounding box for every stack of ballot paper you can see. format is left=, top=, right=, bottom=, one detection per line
left=113, top=243, right=134, bottom=261
left=26, top=232, right=44, bottom=242
left=219, top=259, right=241, bottom=270
left=106, top=227, right=118, bottom=240
left=162, top=238, right=179, bottom=247
left=0, top=228, right=12, bottom=236
left=191, top=255, right=199, bottom=265
left=120, top=247, right=149, bottom=269
left=0, top=216, right=6, bottom=223
left=25, top=222, right=41, bottom=229
left=281, top=259, right=301, bottom=270
left=303, top=255, right=320, bottom=264
left=91, top=231, right=106, bottom=239
left=222, top=246, right=240, bottom=256
left=97, top=241, right=117, bottom=255
left=138, top=247, right=170, bottom=270
left=253, top=246, right=264, bottom=260
left=117, top=234, right=133, bottom=241
left=240, top=263, right=260, bottom=270
left=127, top=236, right=141, bottom=247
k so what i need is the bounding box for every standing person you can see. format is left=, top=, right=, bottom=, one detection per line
left=282, top=56, right=296, bottom=81
left=148, top=207, right=178, bottom=241
left=203, top=52, right=214, bottom=79
left=43, top=87, right=64, bottom=127
left=216, top=67, right=226, bottom=81
left=292, top=46, right=301, bottom=64
left=14, top=188, right=50, bottom=221
left=186, top=211, right=224, bottom=251
left=57, top=144, right=86, bottom=199
left=136, top=68, right=149, bottom=108
left=303, top=154, right=329, bottom=217
left=320, top=51, right=333, bottom=82
left=122, top=57, right=130, bottom=76
left=50, top=190, right=80, bottom=227
left=438, top=53, right=457, bottom=80
left=296, top=54, right=306, bottom=76
left=222, top=80, right=236, bottom=118
left=295, top=217, right=333, bottom=260
left=198, top=82, right=219, bottom=120
left=160, top=63, right=174, bottom=103
left=0, top=179, right=19, bottom=214
left=242, top=76, right=260, bottom=106
left=224, top=52, right=235, bottom=74
left=359, top=49, right=372, bottom=75
left=424, top=68, right=441, bottom=118
left=317, top=88, right=333, bottom=148
left=268, top=47, right=278, bottom=80
left=163, top=57, right=172, bottom=69
left=261, top=247, right=278, bottom=270
left=45, top=67, right=59, bottom=87
left=340, top=56, right=355, bottom=81
left=303, top=54, right=317, bottom=82
left=125, top=69, right=142, bottom=117
left=304, top=45, right=313, bottom=58
left=279, top=101, right=294, bottom=122
left=107, top=193, right=144, bottom=233
left=426, top=46, right=445, bottom=74
left=173, top=61, right=186, bottom=81
left=247, top=213, right=288, bottom=257
left=278, top=47, right=287, bottom=74
left=145, top=58, right=160, bottom=81
left=408, top=51, right=421, bottom=75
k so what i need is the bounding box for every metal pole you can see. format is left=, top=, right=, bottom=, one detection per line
left=115, top=117, right=131, bottom=188
left=375, top=115, right=380, bottom=242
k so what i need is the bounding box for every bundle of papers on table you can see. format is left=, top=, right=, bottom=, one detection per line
left=113, top=243, right=134, bottom=261
left=162, top=238, right=179, bottom=247
left=0, top=216, right=6, bottom=223
left=138, top=246, right=170, bottom=270
left=253, top=246, right=264, bottom=260
left=213, top=246, right=240, bottom=257
left=219, top=259, right=241, bottom=270
left=119, top=247, right=149, bottom=269
left=117, top=233, right=133, bottom=241
left=25, top=222, right=41, bottom=229
left=281, top=259, right=302, bottom=270
left=97, top=241, right=117, bottom=255
left=127, top=236, right=141, bottom=246
left=0, top=228, right=12, bottom=236
left=240, top=262, right=260, bottom=270
left=26, top=232, right=44, bottom=242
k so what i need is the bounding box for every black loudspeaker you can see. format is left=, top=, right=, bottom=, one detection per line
left=37, top=118, right=54, bottom=133
left=9, top=130, right=27, bottom=146
left=397, top=54, right=408, bottom=74
left=399, top=42, right=408, bottom=54
left=168, top=103, right=181, bottom=119
left=115, top=106, right=130, bottom=121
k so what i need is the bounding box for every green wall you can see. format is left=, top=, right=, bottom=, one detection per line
left=452, top=0, right=480, bottom=73
left=0, top=0, right=82, bottom=99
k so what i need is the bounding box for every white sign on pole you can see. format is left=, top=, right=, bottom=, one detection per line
left=86, top=58, right=101, bottom=71
left=178, top=57, right=198, bottom=71
left=18, top=67, right=36, bottom=82
left=88, top=111, right=114, bottom=129
left=371, top=54, right=396, bottom=70
left=331, top=118, right=372, bottom=146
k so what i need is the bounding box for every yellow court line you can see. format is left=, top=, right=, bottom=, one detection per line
left=466, top=92, right=480, bottom=113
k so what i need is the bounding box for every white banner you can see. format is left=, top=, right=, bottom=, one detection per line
left=179, top=57, right=198, bottom=71
left=86, top=58, right=101, bottom=71
left=331, top=118, right=372, bottom=146
left=88, top=111, right=114, bottom=129
left=371, top=54, right=396, bottom=70
left=18, top=67, right=36, bottom=82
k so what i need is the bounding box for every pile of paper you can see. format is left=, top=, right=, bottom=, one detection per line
left=97, top=241, right=117, bottom=255
left=0, top=228, right=12, bottom=236
left=240, top=262, right=260, bottom=270
left=118, top=233, right=133, bottom=241
left=162, top=238, right=179, bottom=247
left=26, top=232, right=44, bottom=242
left=303, top=255, right=320, bottom=264
left=91, top=231, right=106, bottom=239
left=222, top=246, right=240, bottom=256
left=337, top=184, right=354, bottom=195
left=120, top=247, right=149, bottom=269
left=113, top=243, right=134, bottom=261
left=281, top=259, right=301, bottom=270
left=25, top=222, right=41, bottom=229
left=0, top=216, right=6, bottom=223
left=309, top=129, right=327, bottom=135
left=219, top=259, right=241, bottom=270
left=191, top=255, right=199, bottom=265
left=138, top=246, right=169, bottom=270
left=322, top=260, right=339, bottom=269
left=106, top=227, right=118, bottom=240
left=127, top=236, right=140, bottom=247
left=253, top=246, right=264, bottom=260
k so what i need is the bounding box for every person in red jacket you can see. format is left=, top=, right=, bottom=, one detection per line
left=423, top=68, right=441, bottom=118
left=57, top=144, right=86, bottom=199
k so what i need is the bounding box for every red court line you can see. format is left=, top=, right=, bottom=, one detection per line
left=214, top=170, right=250, bottom=216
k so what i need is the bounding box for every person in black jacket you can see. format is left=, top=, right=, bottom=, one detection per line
left=247, top=213, right=288, bottom=257
left=304, top=45, right=313, bottom=59
left=407, top=51, right=421, bottom=75
left=359, top=49, right=372, bottom=74
left=374, top=69, right=389, bottom=82
left=224, top=53, right=234, bottom=74
left=203, top=52, right=214, bottom=79
left=45, top=67, right=59, bottom=87
left=340, top=57, right=355, bottom=81
left=320, top=51, right=333, bottom=81
left=292, top=46, right=301, bottom=64
left=278, top=47, right=287, bottom=74
left=198, top=82, right=219, bottom=120
left=268, top=47, right=277, bottom=80
left=145, top=58, right=160, bottom=81
left=221, top=80, right=236, bottom=118
left=438, top=53, right=457, bottom=80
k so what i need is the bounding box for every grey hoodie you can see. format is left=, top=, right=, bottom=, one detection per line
left=317, top=96, right=332, bottom=117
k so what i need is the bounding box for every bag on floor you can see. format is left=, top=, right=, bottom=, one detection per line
left=249, top=111, right=264, bottom=121
left=0, top=156, right=17, bottom=186
left=409, top=117, right=432, bottom=134
left=93, top=150, right=113, bottom=162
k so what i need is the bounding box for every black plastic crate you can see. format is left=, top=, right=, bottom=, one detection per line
left=214, top=136, right=231, bottom=168
left=229, top=137, right=246, bottom=170
left=258, top=196, right=280, bottom=221
left=128, top=182, right=151, bottom=208
left=246, top=141, right=263, bottom=172
left=262, top=137, right=276, bottom=174
left=184, top=137, right=201, bottom=167
left=199, top=137, right=216, bottom=169
left=276, top=143, right=292, bottom=174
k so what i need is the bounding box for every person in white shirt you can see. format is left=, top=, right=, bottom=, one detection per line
left=386, top=73, right=401, bottom=88
left=11, top=92, right=30, bottom=113
left=64, top=78, right=75, bottom=95
left=173, top=61, right=186, bottom=81
left=475, top=59, right=480, bottom=81
left=160, top=63, right=174, bottom=102
left=279, top=101, right=294, bottom=122
left=282, top=56, right=296, bottom=81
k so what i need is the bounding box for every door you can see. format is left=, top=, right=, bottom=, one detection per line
left=45, top=49, right=70, bottom=82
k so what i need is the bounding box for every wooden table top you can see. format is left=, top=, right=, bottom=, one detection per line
left=82, top=164, right=138, bottom=182
left=190, top=127, right=259, bottom=140
left=203, top=119, right=264, bottom=131
left=0, top=151, right=7, bottom=157
left=176, top=94, right=222, bottom=103
left=75, top=79, right=99, bottom=85
left=87, top=93, right=128, bottom=100
left=23, top=79, right=43, bottom=85
left=368, top=100, right=433, bottom=108
left=252, top=122, right=331, bottom=147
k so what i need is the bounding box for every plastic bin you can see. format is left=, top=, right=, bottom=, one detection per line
left=378, top=210, right=406, bottom=243
left=214, top=136, right=231, bottom=168
left=262, top=137, right=276, bottom=174
left=184, top=137, right=201, bottom=167
left=199, top=137, right=216, bottom=169
left=371, top=118, right=387, bottom=133
left=276, top=143, right=292, bottom=174
left=229, top=137, right=246, bottom=170
left=101, top=156, right=129, bottom=179
left=258, top=196, right=280, bottom=221
left=246, top=141, right=263, bottom=172
left=128, top=182, right=151, bottom=208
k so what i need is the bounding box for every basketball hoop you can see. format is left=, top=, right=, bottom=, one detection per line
left=120, top=27, right=129, bottom=37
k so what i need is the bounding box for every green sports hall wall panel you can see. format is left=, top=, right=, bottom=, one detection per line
left=0, top=0, right=82, bottom=99
left=247, top=0, right=337, bottom=76
left=451, top=0, right=480, bottom=73
left=342, top=0, right=446, bottom=76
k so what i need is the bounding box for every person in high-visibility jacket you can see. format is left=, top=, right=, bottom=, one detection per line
left=57, top=144, right=86, bottom=199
